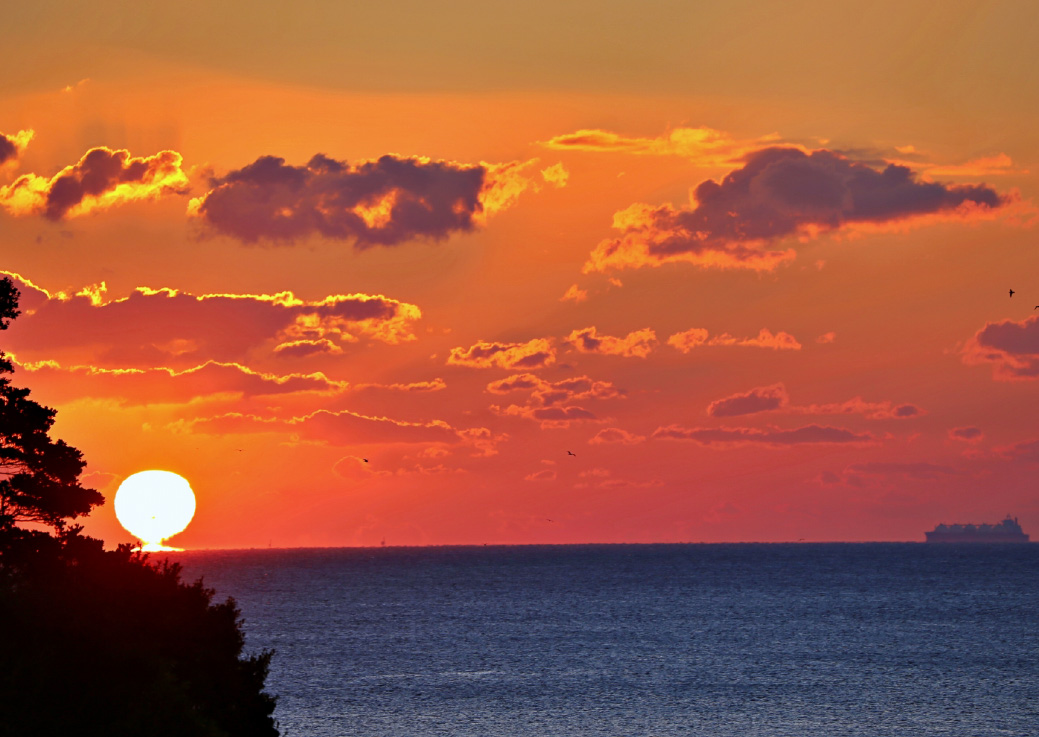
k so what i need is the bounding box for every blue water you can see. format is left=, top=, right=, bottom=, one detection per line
left=173, top=544, right=1039, bottom=737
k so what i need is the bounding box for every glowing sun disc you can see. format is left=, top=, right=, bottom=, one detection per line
left=115, top=470, right=196, bottom=551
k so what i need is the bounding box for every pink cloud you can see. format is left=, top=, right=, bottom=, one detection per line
left=588, top=427, right=646, bottom=445
left=1, top=272, right=420, bottom=367
left=821, top=462, right=960, bottom=486
left=707, top=384, right=789, bottom=417
left=524, top=468, right=557, bottom=482
left=652, top=424, right=874, bottom=446
left=963, top=315, right=1039, bottom=380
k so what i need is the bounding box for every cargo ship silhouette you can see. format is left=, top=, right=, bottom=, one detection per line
left=925, top=515, right=1030, bottom=543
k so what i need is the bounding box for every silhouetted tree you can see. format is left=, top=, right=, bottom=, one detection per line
left=0, top=277, right=103, bottom=529
left=0, top=276, right=279, bottom=736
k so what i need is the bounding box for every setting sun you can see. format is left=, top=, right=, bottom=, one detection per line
left=114, top=471, right=196, bottom=551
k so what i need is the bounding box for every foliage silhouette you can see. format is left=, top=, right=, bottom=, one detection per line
left=0, top=277, right=279, bottom=736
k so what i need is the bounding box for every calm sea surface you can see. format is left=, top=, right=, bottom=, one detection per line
left=172, top=544, right=1039, bottom=737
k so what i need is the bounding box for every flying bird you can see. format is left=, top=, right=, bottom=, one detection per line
left=362, top=458, right=369, bottom=463
left=567, top=450, right=576, bottom=456
left=1009, top=288, right=1015, bottom=297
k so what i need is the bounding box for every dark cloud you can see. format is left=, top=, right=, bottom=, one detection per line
left=587, top=146, right=1007, bottom=273
left=948, top=426, right=983, bottom=443
left=2, top=273, right=420, bottom=367
left=0, top=134, right=18, bottom=165
left=998, top=438, right=1039, bottom=464
left=705, top=383, right=921, bottom=420
left=964, top=316, right=1039, bottom=379
left=651, top=424, right=874, bottom=446
left=707, top=384, right=789, bottom=417
left=191, top=154, right=486, bottom=246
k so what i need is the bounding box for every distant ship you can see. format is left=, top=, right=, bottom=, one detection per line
left=925, top=515, right=1030, bottom=543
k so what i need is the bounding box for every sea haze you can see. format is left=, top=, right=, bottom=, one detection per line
left=173, top=544, right=1039, bottom=737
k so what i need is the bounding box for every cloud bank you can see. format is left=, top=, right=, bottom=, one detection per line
left=2, top=272, right=420, bottom=366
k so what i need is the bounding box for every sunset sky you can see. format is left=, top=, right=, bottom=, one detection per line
left=2, top=1, right=1038, bottom=547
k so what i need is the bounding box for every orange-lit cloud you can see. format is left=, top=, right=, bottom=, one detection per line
left=652, top=424, right=875, bottom=446
left=273, top=338, right=344, bottom=358
left=15, top=358, right=346, bottom=404
left=447, top=338, right=555, bottom=369
left=488, top=373, right=622, bottom=428
left=0, top=146, right=189, bottom=220
left=706, top=383, right=923, bottom=419
left=565, top=326, right=657, bottom=358
left=2, top=272, right=420, bottom=367
left=585, top=147, right=1008, bottom=273
left=0, top=129, right=34, bottom=166
left=352, top=378, right=447, bottom=393
left=542, top=126, right=783, bottom=166
left=191, top=407, right=459, bottom=445
left=707, top=384, right=789, bottom=417
left=479, top=159, right=567, bottom=218
left=963, top=315, right=1039, bottom=380
left=190, top=153, right=564, bottom=245
left=559, top=284, right=588, bottom=303
left=667, top=327, right=801, bottom=352
left=493, top=403, right=599, bottom=429
left=486, top=373, right=621, bottom=406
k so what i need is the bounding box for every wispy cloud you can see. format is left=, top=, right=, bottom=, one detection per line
left=668, top=327, right=801, bottom=353
left=652, top=424, right=874, bottom=446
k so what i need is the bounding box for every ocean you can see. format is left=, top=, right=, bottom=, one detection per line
left=172, top=544, right=1039, bottom=737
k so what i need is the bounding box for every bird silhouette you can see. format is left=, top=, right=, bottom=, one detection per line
left=567, top=450, right=576, bottom=456
left=1010, top=288, right=1015, bottom=297
left=1035, top=306, right=1039, bottom=310
left=362, top=458, right=369, bottom=463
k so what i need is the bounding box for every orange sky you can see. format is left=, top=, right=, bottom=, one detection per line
left=2, top=1, right=1038, bottom=547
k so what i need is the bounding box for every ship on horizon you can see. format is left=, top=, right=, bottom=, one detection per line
left=925, top=515, right=1030, bottom=543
